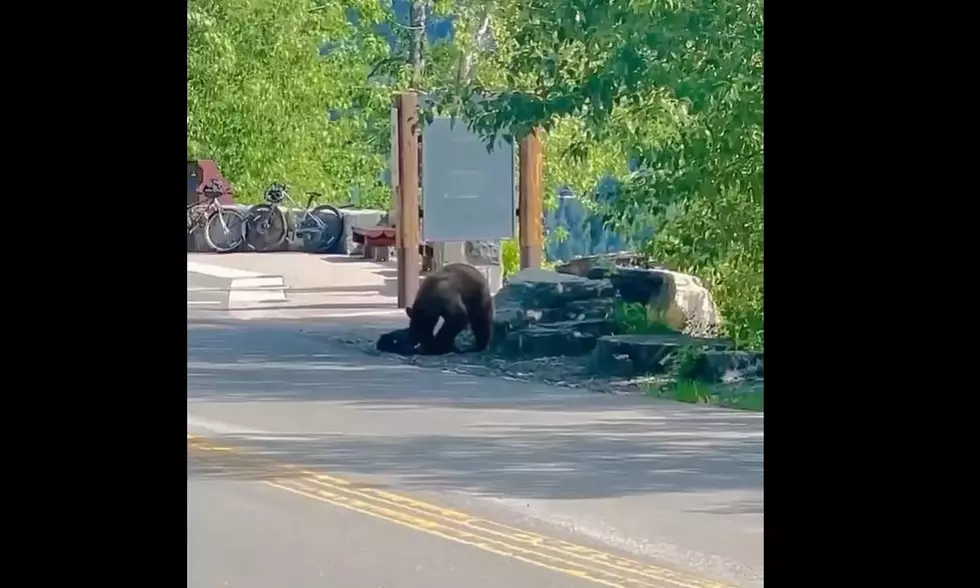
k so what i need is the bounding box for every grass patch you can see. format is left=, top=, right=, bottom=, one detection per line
left=613, top=301, right=677, bottom=335
left=645, top=379, right=764, bottom=412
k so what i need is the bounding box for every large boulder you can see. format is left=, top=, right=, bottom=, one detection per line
left=591, top=334, right=761, bottom=382
left=495, top=269, right=616, bottom=314
left=555, top=252, right=657, bottom=277
left=656, top=270, right=721, bottom=337
left=686, top=350, right=764, bottom=383
left=494, top=320, right=617, bottom=359
left=485, top=267, right=723, bottom=361
left=591, top=334, right=733, bottom=377
left=491, top=269, right=618, bottom=358
left=579, top=266, right=722, bottom=338
left=585, top=267, right=665, bottom=305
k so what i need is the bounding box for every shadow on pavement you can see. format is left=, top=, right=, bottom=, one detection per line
left=187, top=421, right=763, bottom=502
left=188, top=323, right=762, bottom=502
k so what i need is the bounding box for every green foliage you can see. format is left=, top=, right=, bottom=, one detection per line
left=648, top=188, right=763, bottom=350
left=726, top=383, right=764, bottom=411
left=501, top=231, right=560, bottom=277
left=347, top=183, right=393, bottom=211
left=671, top=379, right=713, bottom=405
left=185, top=0, right=763, bottom=356
left=672, top=344, right=705, bottom=381
left=612, top=301, right=676, bottom=335
left=187, top=0, right=393, bottom=204
left=501, top=239, right=520, bottom=278
left=425, top=0, right=763, bottom=350
left=645, top=377, right=763, bottom=411
left=613, top=301, right=647, bottom=334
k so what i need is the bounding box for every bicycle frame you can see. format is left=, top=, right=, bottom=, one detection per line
left=187, top=201, right=209, bottom=233
left=278, top=193, right=328, bottom=232
left=187, top=198, right=233, bottom=234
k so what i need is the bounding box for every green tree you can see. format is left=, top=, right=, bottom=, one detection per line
left=428, top=0, right=764, bottom=348
left=187, top=0, right=393, bottom=205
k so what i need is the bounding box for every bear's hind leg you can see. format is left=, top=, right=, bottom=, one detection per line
left=429, top=309, right=467, bottom=355
left=468, top=300, right=492, bottom=352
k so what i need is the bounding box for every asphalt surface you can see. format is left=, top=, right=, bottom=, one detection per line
left=188, top=476, right=614, bottom=588
left=187, top=271, right=230, bottom=310
left=187, top=319, right=764, bottom=588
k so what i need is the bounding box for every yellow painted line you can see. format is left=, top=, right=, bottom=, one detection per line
left=188, top=439, right=726, bottom=588
left=277, top=476, right=666, bottom=588
left=187, top=437, right=732, bottom=588
left=335, top=480, right=709, bottom=587
left=188, top=439, right=723, bottom=588
left=268, top=479, right=636, bottom=588
left=292, top=475, right=717, bottom=588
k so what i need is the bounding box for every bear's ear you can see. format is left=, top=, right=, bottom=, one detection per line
left=405, top=307, right=413, bottom=319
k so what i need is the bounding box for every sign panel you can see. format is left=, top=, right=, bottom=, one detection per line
left=421, top=117, right=515, bottom=242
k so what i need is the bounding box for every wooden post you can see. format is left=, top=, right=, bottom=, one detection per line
left=396, top=92, right=421, bottom=308
left=518, top=129, right=543, bottom=269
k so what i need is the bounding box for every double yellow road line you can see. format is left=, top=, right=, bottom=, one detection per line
left=188, top=434, right=733, bottom=588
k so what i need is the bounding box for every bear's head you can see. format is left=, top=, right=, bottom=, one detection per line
left=376, top=327, right=419, bottom=355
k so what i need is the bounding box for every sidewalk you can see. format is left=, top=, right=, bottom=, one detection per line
left=187, top=252, right=405, bottom=321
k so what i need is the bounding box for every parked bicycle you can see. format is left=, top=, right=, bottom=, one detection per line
left=243, top=183, right=344, bottom=252
left=186, top=179, right=246, bottom=253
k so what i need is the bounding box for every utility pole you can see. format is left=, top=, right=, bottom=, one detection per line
left=395, top=92, right=421, bottom=308
left=518, top=129, right=544, bottom=269
left=408, top=1, right=426, bottom=88
left=407, top=0, right=435, bottom=272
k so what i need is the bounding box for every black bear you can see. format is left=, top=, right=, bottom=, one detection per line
left=406, top=263, right=493, bottom=355
left=375, top=327, right=419, bottom=355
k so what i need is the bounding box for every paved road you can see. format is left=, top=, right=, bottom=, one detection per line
left=187, top=319, right=764, bottom=588
left=188, top=271, right=230, bottom=310
left=189, top=469, right=627, bottom=588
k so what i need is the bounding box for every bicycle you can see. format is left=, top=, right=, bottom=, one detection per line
left=186, top=179, right=246, bottom=253
left=243, top=183, right=344, bottom=252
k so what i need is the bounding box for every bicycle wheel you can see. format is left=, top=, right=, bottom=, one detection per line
left=310, top=204, right=344, bottom=252
left=203, top=208, right=246, bottom=253
left=244, top=203, right=288, bottom=251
